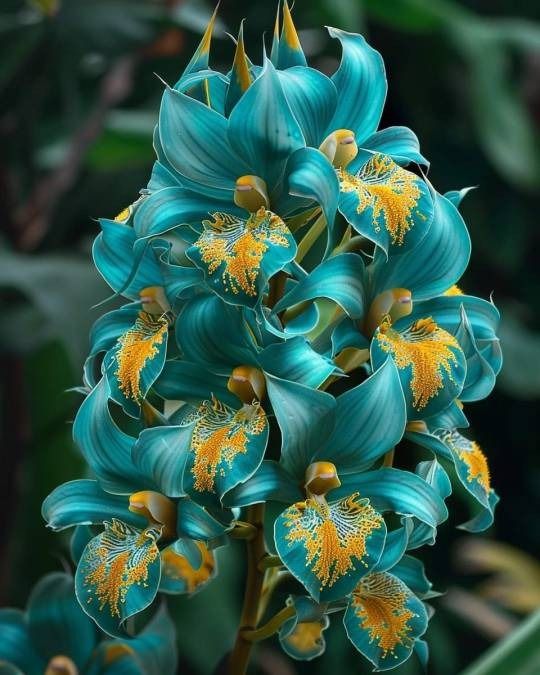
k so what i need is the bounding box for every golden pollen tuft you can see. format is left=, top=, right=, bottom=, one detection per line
left=188, top=396, right=266, bottom=493
left=115, top=312, right=168, bottom=402
left=338, top=153, right=423, bottom=246
left=193, top=208, right=290, bottom=297
left=438, top=431, right=491, bottom=492
left=376, top=316, right=460, bottom=410
left=283, top=493, right=384, bottom=589
left=352, top=572, right=416, bottom=657
left=161, top=542, right=215, bottom=594
left=83, top=519, right=161, bottom=618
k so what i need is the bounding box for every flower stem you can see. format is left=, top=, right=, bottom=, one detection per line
left=228, top=503, right=267, bottom=675
left=241, top=605, right=295, bottom=642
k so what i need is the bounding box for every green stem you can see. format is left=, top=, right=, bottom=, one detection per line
left=241, top=605, right=296, bottom=643
left=228, top=504, right=266, bottom=675
left=295, top=213, right=326, bottom=264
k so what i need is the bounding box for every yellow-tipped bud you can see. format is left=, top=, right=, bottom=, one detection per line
left=45, top=656, right=79, bottom=675
left=129, top=491, right=177, bottom=540
left=305, top=461, right=341, bottom=497
left=319, top=129, right=358, bottom=169
left=227, top=365, right=266, bottom=404
left=103, top=644, right=135, bottom=666
left=139, top=286, right=171, bottom=316
left=234, top=175, right=269, bottom=212
left=365, top=288, right=413, bottom=337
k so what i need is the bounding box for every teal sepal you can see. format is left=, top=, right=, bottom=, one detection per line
left=275, top=496, right=386, bottom=602
left=27, top=572, right=97, bottom=670
left=414, top=639, right=429, bottom=670
left=133, top=186, right=243, bottom=241
left=444, top=186, right=476, bottom=207
left=154, top=360, right=236, bottom=407
left=103, top=313, right=169, bottom=419
left=132, top=425, right=193, bottom=498
left=159, top=541, right=215, bottom=596
left=370, top=316, right=467, bottom=420
left=279, top=596, right=329, bottom=661
left=369, top=190, right=471, bottom=301
left=373, top=519, right=414, bottom=574
left=282, top=301, right=320, bottom=336
left=456, top=308, right=498, bottom=402
left=405, top=459, right=451, bottom=550
left=326, top=28, right=387, bottom=143
left=338, top=155, right=434, bottom=256
left=424, top=399, right=469, bottom=430
left=459, top=490, right=499, bottom=533
left=159, top=88, right=249, bottom=194
left=285, top=148, right=340, bottom=253
left=228, top=56, right=305, bottom=191
left=186, top=209, right=296, bottom=308
left=277, top=1, right=307, bottom=69
left=0, top=610, right=42, bottom=675
left=97, top=604, right=178, bottom=675
left=175, top=5, right=219, bottom=86
left=313, top=358, right=407, bottom=472
left=175, top=293, right=258, bottom=369
left=274, top=253, right=366, bottom=319
left=166, top=537, right=203, bottom=569
left=222, top=461, right=303, bottom=508
left=359, top=126, right=429, bottom=167
left=93, top=219, right=162, bottom=300
left=154, top=247, right=203, bottom=311
left=180, top=398, right=269, bottom=503
left=176, top=499, right=231, bottom=541
left=343, top=571, right=428, bottom=671
left=258, top=336, right=337, bottom=388
left=42, top=480, right=146, bottom=531
left=73, top=379, right=155, bottom=493
left=391, top=555, right=433, bottom=597
left=331, top=317, right=370, bottom=355
left=278, top=68, right=337, bottom=146
left=265, top=374, right=336, bottom=478
left=71, top=525, right=95, bottom=565
left=147, top=159, right=181, bottom=192
left=332, top=468, right=448, bottom=529
left=75, top=520, right=162, bottom=638
left=224, top=23, right=252, bottom=117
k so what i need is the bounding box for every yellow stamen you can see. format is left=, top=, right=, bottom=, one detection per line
left=320, top=129, right=358, bottom=169
left=376, top=317, right=460, bottom=410
left=365, top=288, right=412, bottom=337
left=227, top=365, right=266, bottom=404
left=305, top=461, right=341, bottom=497
left=284, top=621, right=325, bottom=654
left=234, top=175, right=269, bottom=212
left=351, top=572, right=416, bottom=657
left=129, top=491, right=177, bottom=540
left=139, top=286, right=171, bottom=315
left=161, top=541, right=215, bottom=593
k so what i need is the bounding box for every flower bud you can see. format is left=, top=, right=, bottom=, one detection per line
left=129, top=490, right=177, bottom=540
left=227, top=365, right=266, bottom=403
left=234, top=175, right=269, bottom=212
left=305, top=461, right=341, bottom=497
left=320, top=129, right=358, bottom=169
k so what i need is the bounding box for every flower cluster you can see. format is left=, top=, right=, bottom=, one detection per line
left=39, top=3, right=501, bottom=672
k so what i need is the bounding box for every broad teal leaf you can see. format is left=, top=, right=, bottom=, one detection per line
left=75, top=520, right=162, bottom=638
left=344, top=571, right=428, bottom=670
left=159, top=541, right=216, bottom=596
left=275, top=492, right=386, bottom=601
left=42, top=480, right=146, bottom=531
left=326, top=28, right=387, bottom=143
left=222, top=461, right=302, bottom=508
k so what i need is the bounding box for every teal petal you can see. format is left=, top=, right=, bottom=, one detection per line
left=159, top=88, right=249, bottom=192
left=75, top=520, right=162, bottom=638
left=159, top=541, right=216, bottom=596
left=258, top=336, right=337, bottom=388
left=275, top=492, right=386, bottom=601
left=391, top=556, right=433, bottom=597
left=278, top=67, right=337, bottom=146
left=279, top=596, right=329, bottom=661
left=265, top=374, right=336, bottom=479
left=71, top=525, right=95, bottom=565
left=424, top=399, right=469, bottom=430
left=344, top=571, right=428, bottom=670
left=132, top=425, right=193, bottom=498
left=277, top=2, right=307, bottom=69
left=186, top=209, right=296, bottom=307
left=228, top=57, right=304, bottom=191
left=370, top=190, right=471, bottom=301
left=27, top=572, right=97, bottom=670
left=371, top=315, right=467, bottom=419
left=456, top=308, right=498, bottom=402
left=274, top=253, right=366, bottom=319
left=224, top=23, right=252, bottom=117
left=460, top=490, right=499, bottom=533
left=174, top=6, right=219, bottom=91
left=332, top=468, right=448, bottom=529
left=0, top=610, right=42, bottom=675
left=444, top=186, right=476, bottom=207
left=176, top=498, right=231, bottom=541
left=222, top=460, right=302, bottom=508
left=314, top=358, right=406, bottom=472
left=374, top=519, right=414, bottom=573
left=359, top=126, right=428, bottom=167
left=338, top=153, right=434, bottom=255
left=42, top=480, right=145, bottom=531
left=326, top=28, right=387, bottom=143
left=73, top=379, right=154, bottom=493
left=406, top=459, right=451, bottom=550
left=154, top=360, right=235, bottom=406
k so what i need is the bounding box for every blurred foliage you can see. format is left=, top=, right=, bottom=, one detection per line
left=1, top=0, right=539, bottom=673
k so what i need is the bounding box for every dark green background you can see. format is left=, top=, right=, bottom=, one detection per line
left=1, top=1, right=539, bottom=673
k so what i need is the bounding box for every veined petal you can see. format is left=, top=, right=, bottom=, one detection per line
left=228, top=57, right=305, bottom=191
left=338, top=153, right=433, bottom=255
left=154, top=360, right=235, bottom=406
left=326, top=28, right=387, bottom=143
left=75, top=519, right=162, bottom=637
left=105, top=311, right=169, bottom=417
left=186, top=208, right=296, bottom=307
left=371, top=316, right=466, bottom=418
left=175, top=5, right=219, bottom=87
left=182, top=396, right=269, bottom=500
left=359, top=126, right=428, bottom=168
left=258, top=336, right=337, bottom=389
left=275, top=494, right=386, bottom=601
left=344, top=572, right=428, bottom=670
left=222, top=460, right=302, bottom=508
left=159, top=541, right=215, bottom=595
left=175, top=498, right=232, bottom=541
